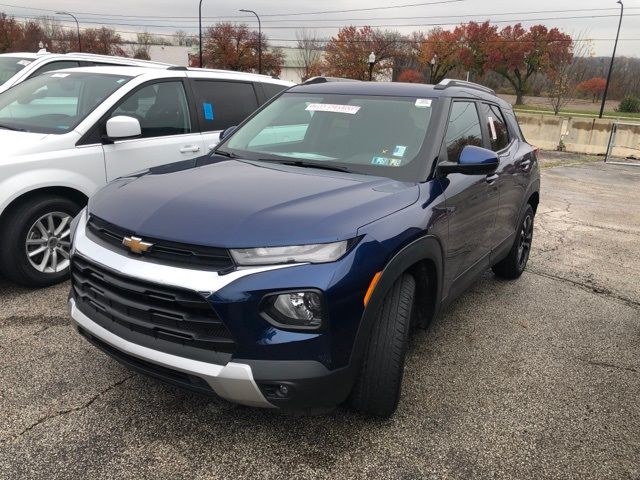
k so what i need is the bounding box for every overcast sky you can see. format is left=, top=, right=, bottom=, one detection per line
left=4, top=0, right=639, bottom=56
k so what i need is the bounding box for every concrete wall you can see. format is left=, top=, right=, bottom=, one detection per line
left=516, top=113, right=640, bottom=158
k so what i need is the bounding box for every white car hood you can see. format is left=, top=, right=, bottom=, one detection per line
left=0, top=129, right=51, bottom=156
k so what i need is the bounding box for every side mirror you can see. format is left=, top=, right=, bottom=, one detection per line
left=105, top=116, right=141, bottom=141
left=438, top=145, right=499, bottom=175
left=220, top=125, right=237, bottom=141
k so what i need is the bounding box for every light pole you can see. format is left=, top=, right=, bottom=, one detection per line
left=430, top=54, right=438, bottom=84
left=239, top=9, right=261, bottom=74
left=56, top=11, right=81, bottom=52
left=599, top=0, right=624, bottom=118
left=199, top=0, right=205, bottom=67
left=368, top=52, right=376, bottom=81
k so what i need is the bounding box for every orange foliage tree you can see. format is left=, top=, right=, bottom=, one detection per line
left=324, top=26, right=404, bottom=80
left=195, top=23, right=284, bottom=76
left=576, top=77, right=607, bottom=102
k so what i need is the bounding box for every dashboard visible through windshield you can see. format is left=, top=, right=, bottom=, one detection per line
left=222, top=92, right=436, bottom=182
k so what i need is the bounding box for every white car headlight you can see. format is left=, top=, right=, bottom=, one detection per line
left=230, top=240, right=349, bottom=266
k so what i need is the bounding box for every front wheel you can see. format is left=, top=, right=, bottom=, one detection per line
left=0, top=195, right=81, bottom=287
left=492, top=204, right=534, bottom=279
left=349, top=274, right=415, bottom=417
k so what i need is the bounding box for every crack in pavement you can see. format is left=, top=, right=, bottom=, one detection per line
left=526, top=269, right=640, bottom=310
left=576, top=357, right=638, bottom=374
left=3, top=373, right=136, bottom=444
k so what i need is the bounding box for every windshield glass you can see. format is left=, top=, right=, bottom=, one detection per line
left=223, top=92, right=436, bottom=181
left=0, top=56, right=32, bottom=84
left=0, top=72, right=131, bottom=134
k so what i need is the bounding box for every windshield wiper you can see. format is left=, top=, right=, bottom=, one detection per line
left=0, top=124, right=27, bottom=132
left=213, top=149, right=239, bottom=158
left=273, top=160, right=352, bottom=173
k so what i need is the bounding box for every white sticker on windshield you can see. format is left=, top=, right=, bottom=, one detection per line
left=305, top=103, right=360, bottom=115
left=415, top=98, right=432, bottom=108
left=17, top=59, right=32, bottom=66
left=487, top=116, right=497, bottom=140
left=51, top=73, right=70, bottom=78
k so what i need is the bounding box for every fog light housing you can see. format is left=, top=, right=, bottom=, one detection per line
left=261, top=290, right=325, bottom=330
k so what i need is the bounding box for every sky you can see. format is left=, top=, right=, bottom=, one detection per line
left=2, top=0, right=639, bottom=56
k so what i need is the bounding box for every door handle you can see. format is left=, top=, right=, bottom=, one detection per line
left=521, top=159, right=531, bottom=170
left=179, top=145, right=201, bottom=154
left=486, top=173, right=499, bottom=184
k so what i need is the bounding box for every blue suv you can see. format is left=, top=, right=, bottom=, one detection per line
left=68, top=78, right=539, bottom=417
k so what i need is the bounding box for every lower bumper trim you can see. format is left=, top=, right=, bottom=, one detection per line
left=69, top=298, right=274, bottom=408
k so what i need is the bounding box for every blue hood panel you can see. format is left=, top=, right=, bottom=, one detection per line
left=89, top=160, right=419, bottom=248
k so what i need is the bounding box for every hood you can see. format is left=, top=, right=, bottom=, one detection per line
left=0, top=129, right=51, bottom=159
left=89, top=159, right=419, bottom=248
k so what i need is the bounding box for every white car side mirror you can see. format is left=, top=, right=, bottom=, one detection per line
left=106, top=116, right=141, bottom=140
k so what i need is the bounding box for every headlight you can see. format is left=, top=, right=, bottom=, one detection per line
left=230, top=240, right=349, bottom=266
left=261, top=290, right=325, bottom=329
left=69, top=208, right=86, bottom=251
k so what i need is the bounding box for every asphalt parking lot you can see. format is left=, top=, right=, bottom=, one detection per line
left=1, top=154, right=638, bottom=480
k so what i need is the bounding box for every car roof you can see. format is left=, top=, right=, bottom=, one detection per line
left=288, top=80, right=511, bottom=109
left=0, top=52, right=39, bottom=60
left=45, top=65, right=294, bottom=85
left=0, top=52, right=170, bottom=68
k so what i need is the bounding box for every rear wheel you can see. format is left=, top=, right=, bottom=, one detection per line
left=0, top=195, right=80, bottom=287
left=349, top=274, right=415, bottom=417
left=492, top=204, right=534, bottom=279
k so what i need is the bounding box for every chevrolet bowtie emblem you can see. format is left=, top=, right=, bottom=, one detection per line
left=122, top=236, right=153, bottom=254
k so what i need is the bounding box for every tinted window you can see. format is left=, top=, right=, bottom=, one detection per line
left=192, top=80, right=258, bottom=132
left=444, top=101, right=483, bottom=161
left=486, top=103, right=509, bottom=151
left=111, top=81, right=191, bottom=138
left=31, top=61, right=81, bottom=78
left=261, top=82, right=287, bottom=102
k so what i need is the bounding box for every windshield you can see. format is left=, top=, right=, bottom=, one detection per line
left=222, top=92, right=436, bottom=181
left=0, top=72, right=131, bottom=134
left=0, top=56, right=33, bottom=84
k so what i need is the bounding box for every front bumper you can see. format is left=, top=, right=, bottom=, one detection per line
left=69, top=297, right=274, bottom=408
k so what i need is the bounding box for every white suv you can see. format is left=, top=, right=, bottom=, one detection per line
left=0, top=51, right=170, bottom=94
left=0, top=65, right=293, bottom=287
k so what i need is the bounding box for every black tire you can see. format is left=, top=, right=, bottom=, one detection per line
left=349, top=273, right=415, bottom=417
left=0, top=195, right=81, bottom=288
left=492, top=204, right=534, bottom=279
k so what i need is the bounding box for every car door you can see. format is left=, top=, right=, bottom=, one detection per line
left=103, top=78, right=203, bottom=181
left=187, top=75, right=260, bottom=152
left=440, top=100, right=499, bottom=294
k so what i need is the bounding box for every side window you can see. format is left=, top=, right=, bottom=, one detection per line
left=444, top=101, right=483, bottom=161
left=486, top=104, right=510, bottom=151
left=111, top=81, right=191, bottom=138
left=261, top=82, right=287, bottom=102
left=192, top=80, right=258, bottom=132
left=31, top=61, right=81, bottom=78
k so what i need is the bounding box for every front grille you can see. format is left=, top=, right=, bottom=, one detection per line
left=71, top=255, right=235, bottom=353
left=86, top=215, right=235, bottom=271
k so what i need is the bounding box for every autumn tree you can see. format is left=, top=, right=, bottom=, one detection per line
left=414, top=27, right=461, bottom=83
left=0, top=13, right=23, bottom=52
left=456, top=21, right=498, bottom=78
left=397, top=69, right=424, bottom=83
left=77, top=27, right=126, bottom=56
left=486, top=24, right=573, bottom=105
left=324, top=26, right=404, bottom=80
left=295, top=29, right=323, bottom=81
left=577, top=77, right=607, bottom=102
left=196, top=23, right=283, bottom=76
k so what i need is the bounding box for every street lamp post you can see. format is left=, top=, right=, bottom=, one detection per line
left=430, top=54, right=438, bottom=84
left=239, top=9, right=261, bottom=74
left=199, top=0, right=205, bottom=68
left=368, top=52, right=376, bottom=81
left=599, top=0, right=624, bottom=119
left=56, top=11, right=81, bottom=52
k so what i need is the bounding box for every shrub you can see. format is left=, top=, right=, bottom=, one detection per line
left=617, top=95, right=640, bottom=113
left=397, top=69, right=424, bottom=84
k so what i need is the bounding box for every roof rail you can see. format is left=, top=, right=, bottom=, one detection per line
left=302, top=76, right=360, bottom=85
left=167, top=66, right=188, bottom=71
left=434, top=78, right=495, bottom=94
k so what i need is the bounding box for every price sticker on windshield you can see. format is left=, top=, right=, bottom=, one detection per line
left=306, top=103, right=361, bottom=115
left=487, top=116, right=498, bottom=140
left=415, top=98, right=432, bottom=108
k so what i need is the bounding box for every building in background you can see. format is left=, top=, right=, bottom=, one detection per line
left=148, top=45, right=191, bottom=66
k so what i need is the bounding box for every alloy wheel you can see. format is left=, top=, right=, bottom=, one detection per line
left=24, top=211, right=72, bottom=274
left=517, top=214, right=533, bottom=269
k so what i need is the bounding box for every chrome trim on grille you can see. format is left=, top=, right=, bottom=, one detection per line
left=72, top=210, right=301, bottom=295
left=70, top=298, right=274, bottom=408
